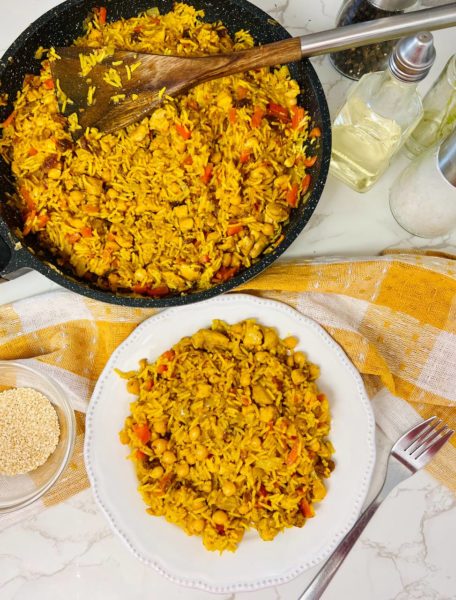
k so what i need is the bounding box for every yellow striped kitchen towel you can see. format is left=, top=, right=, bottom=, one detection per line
left=0, top=251, right=454, bottom=526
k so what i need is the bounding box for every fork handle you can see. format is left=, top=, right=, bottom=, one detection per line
left=297, top=499, right=382, bottom=600
left=297, top=461, right=404, bottom=600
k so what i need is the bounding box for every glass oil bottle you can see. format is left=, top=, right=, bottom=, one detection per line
left=330, top=32, right=435, bottom=193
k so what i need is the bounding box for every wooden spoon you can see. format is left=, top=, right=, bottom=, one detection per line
left=50, top=3, right=456, bottom=136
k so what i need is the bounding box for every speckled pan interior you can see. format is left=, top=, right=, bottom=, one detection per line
left=0, top=0, right=331, bottom=307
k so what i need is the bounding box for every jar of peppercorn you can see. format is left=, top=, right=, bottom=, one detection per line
left=330, top=0, right=418, bottom=80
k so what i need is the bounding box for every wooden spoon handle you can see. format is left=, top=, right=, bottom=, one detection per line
left=199, top=37, right=302, bottom=79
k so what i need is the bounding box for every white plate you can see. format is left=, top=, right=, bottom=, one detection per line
left=84, top=294, right=375, bottom=593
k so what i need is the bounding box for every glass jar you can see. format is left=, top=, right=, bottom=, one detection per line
left=405, top=54, right=456, bottom=157
left=330, top=33, right=434, bottom=192
left=330, top=0, right=417, bottom=80
left=390, top=128, right=456, bottom=237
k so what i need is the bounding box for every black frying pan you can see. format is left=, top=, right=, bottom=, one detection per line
left=0, top=0, right=331, bottom=307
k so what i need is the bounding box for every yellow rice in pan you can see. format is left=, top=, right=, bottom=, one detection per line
left=119, top=319, right=335, bottom=552
left=0, top=3, right=319, bottom=297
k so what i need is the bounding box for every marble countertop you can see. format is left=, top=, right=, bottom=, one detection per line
left=1, top=1, right=455, bottom=599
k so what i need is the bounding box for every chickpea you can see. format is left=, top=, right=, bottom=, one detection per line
left=291, top=369, right=307, bottom=385
left=192, top=518, right=206, bottom=533
left=283, top=336, right=298, bottom=349
left=127, top=379, right=140, bottom=395
left=69, top=190, right=85, bottom=203
left=250, top=436, right=262, bottom=450
left=152, top=438, right=168, bottom=455
left=309, top=439, right=320, bottom=452
left=238, top=503, right=250, bottom=515
left=176, top=462, right=190, bottom=478
left=262, top=223, right=275, bottom=237
left=212, top=510, right=228, bottom=525
left=48, top=167, right=61, bottom=180
left=150, top=465, right=164, bottom=479
left=153, top=419, right=168, bottom=435
left=293, top=351, right=307, bottom=368
left=201, top=480, right=212, bottom=493
left=195, top=444, right=208, bottom=461
left=239, top=370, right=251, bottom=387
left=189, top=426, right=201, bottom=441
left=222, top=481, right=236, bottom=497
left=259, top=406, right=276, bottom=423
left=187, top=453, right=196, bottom=465
left=161, top=450, right=177, bottom=465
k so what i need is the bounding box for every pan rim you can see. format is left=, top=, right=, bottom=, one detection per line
left=0, top=0, right=331, bottom=307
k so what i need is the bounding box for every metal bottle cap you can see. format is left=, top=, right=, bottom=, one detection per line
left=438, top=127, right=456, bottom=188
left=389, top=32, right=436, bottom=82
left=369, top=0, right=417, bottom=11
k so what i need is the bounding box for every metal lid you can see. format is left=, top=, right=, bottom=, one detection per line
left=438, top=127, right=456, bottom=187
left=389, top=32, right=436, bottom=83
left=369, top=0, right=417, bottom=11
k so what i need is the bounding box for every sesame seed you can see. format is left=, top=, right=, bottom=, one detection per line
left=0, top=387, right=60, bottom=476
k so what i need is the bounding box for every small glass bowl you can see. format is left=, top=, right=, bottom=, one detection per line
left=0, top=360, right=76, bottom=513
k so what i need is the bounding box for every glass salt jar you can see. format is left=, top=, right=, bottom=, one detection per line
left=390, top=127, right=456, bottom=237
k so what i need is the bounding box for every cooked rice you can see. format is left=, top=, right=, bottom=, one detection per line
left=119, top=319, right=335, bottom=552
left=0, top=3, right=319, bottom=297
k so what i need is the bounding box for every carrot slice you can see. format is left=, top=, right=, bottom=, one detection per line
left=1, top=111, right=16, bottom=128
left=201, top=164, right=213, bottom=184
left=286, top=183, right=299, bottom=208
left=228, top=107, right=237, bottom=124
left=98, top=6, right=107, bottom=24
left=43, top=79, right=55, bottom=90
left=286, top=439, right=300, bottom=465
left=80, top=226, right=93, bottom=237
left=309, top=126, right=321, bottom=138
left=133, top=423, right=151, bottom=444
left=300, top=499, right=315, bottom=518
left=227, top=224, right=243, bottom=236
left=304, top=155, right=317, bottom=168
left=251, top=106, right=264, bottom=129
left=240, top=149, right=250, bottom=164
left=175, top=123, right=191, bottom=139
left=301, top=174, right=311, bottom=195
left=291, top=105, right=305, bottom=130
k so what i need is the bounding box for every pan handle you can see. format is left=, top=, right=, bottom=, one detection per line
left=0, top=219, right=29, bottom=277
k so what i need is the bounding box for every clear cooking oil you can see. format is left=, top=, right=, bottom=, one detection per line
left=330, top=32, right=436, bottom=193
left=331, top=91, right=403, bottom=192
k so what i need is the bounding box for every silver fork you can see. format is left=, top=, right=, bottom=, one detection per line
left=298, top=416, right=454, bottom=600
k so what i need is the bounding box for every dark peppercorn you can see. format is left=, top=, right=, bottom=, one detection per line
left=330, top=0, right=401, bottom=80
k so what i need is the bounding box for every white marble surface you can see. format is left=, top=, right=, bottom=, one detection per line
left=1, top=1, right=455, bottom=599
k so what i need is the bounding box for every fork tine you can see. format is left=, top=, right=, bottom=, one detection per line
left=412, top=425, right=454, bottom=459
left=394, top=416, right=438, bottom=451
left=411, top=423, right=448, bottom=457
left=405, top=418, right=442, bottom=453
left=413, top=428, right=454, bottom=466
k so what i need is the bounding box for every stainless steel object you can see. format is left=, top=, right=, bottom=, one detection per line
left=300, top=3, right=456, bottom=56
left=389, top=31, right=435, bottom=81
left=438, top=126, right=456, bottom=186
left=298, top=416, right=455, bottom=600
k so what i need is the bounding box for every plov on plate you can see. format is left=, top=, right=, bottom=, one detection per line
left=84, top=294, right=375, bottom=593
